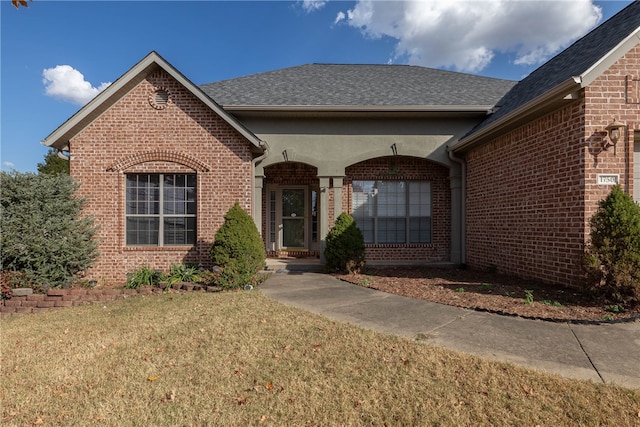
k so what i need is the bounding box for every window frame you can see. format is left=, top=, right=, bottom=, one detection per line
left=125, top=173, right=197, bottom=247
left=352, top=180, right=432, bottom=245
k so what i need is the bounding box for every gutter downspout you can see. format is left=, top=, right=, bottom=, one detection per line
left=56, top=148, right=70, bottom=161
left=251, top=140, right=270, bottom=232
left=448, top=146, right=466, bottom=266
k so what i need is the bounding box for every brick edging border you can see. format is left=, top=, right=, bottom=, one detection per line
left=0, top=283, right=221, bottom=317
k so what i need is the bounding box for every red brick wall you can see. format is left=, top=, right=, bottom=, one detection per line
left=344, top=156, right=451, bottom=263
left=584, top=44, right=640, bottom=220
left=465, top=102, right=586, bottom=285
left=465, top=44, right=640, bottom=287
left=70, top=69, right=254, bottom=284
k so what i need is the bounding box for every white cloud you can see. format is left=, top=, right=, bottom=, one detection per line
left=42, top=65, right=111, bottom=105
left=3, top=161, right=15, bottom=168
left=301, top=0, right=327, bottom=13
left=336, top=0, right=603, bottom=73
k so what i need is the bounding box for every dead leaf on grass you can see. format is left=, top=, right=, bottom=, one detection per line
left=147, top=375, right=160, bottom=382
left=161, top=389, right=176, bottom=403
left=521, top=385, right=535, bottom=396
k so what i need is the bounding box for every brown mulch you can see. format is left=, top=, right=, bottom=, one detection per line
left=334, top=267, right=640, bottom=323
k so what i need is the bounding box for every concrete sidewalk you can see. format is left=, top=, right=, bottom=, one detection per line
left=260, top=271, right=640, bottom=390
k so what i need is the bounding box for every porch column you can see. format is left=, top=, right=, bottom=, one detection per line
left=333, top=177, right=344, bottom=217
left=253, top=174, right=264, bottom=235
left=318, top=176, right=331, bottom=262
left=449, top=164, right=464, bottom=265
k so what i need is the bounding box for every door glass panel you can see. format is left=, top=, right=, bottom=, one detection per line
left=283, top=189, right=305, bottom=217
left=282, top=189, right=305, bottom=248
left=283, top=218, right=305, bottom=247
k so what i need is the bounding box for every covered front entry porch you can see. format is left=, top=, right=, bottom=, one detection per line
left=258, top=162, right=335, bottom=259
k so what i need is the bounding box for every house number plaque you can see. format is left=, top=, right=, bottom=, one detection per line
left=597, top=174, right=619, bottom=185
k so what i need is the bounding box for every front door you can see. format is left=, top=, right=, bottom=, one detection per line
left=281, top=187, right=307, bottom=249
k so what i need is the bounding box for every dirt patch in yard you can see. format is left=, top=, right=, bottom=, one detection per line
left=334, top=267, right=640, bottom=323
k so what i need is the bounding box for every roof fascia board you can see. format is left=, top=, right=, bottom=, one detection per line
left=578, top=26, right=640, bottom=87
left=43, top=51, right=264, bottom=151
left=452, top=78, right=579, bottom=153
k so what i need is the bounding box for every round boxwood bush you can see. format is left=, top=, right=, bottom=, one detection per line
left=324, top=212, right=365, bottom=274
left=210, top=203, right=266, bottom=289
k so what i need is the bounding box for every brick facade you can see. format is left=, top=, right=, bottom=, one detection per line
left=465, top=45, right=640, bottom=287
left=584, top=44, right=640, bottom=219
left=344, top=156, right=451, bottom=263
left=70, top=70, right=254, bottom=285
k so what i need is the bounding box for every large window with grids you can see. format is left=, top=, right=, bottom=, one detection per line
left=352, top=180, right=431, bottom=244
left=125, top=174, right=196, bottom=246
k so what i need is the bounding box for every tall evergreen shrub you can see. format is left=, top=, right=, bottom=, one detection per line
left=324, top=212, right=365, bottom=274
left=0, top=171, right=98, bottom=288
left=585, top=185, right=640, bottom=304
left=210, top=203, right=266, bottom=289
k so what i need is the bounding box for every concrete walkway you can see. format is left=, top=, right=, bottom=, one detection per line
left=260, top=271, right=640, bottom=390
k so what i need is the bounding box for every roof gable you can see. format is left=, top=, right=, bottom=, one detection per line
left=200, top=63, right=516, bottom=110
left=42, top=51, right=264, bottom=152
left=455, top=0, right=640, bottom=150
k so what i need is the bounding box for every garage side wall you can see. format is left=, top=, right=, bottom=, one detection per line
left=465, top=101, right=586, bottom=286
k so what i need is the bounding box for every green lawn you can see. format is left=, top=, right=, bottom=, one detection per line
left=2, top=291, right=639, bottom=426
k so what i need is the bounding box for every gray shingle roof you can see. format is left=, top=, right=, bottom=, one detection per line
left=470, top=0, right=640, bottom=134
left=200, top=64, right=516, bottom=108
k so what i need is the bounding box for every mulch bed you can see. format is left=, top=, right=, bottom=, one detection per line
left=334, top=267, right=640, bottom=324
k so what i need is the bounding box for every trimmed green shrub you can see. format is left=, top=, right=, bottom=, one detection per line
left=584, top=185, right=640, bottom=304
left=210, top=203, right=266, bottom=289
left=0, top=171, right=98, bottom=289
left=324, top=212, right=365, bottom=274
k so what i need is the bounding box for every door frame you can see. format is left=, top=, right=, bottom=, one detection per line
left=267, top=185, right=310, bottom=252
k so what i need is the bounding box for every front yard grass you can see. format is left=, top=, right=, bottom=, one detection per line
left=2, top=291, right=639, bottom=426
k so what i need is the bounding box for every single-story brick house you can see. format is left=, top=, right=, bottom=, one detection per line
left=44, top=2, right=640, bottom=286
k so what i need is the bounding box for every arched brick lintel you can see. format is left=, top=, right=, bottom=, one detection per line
left=107, top=150, right=211, bottom=172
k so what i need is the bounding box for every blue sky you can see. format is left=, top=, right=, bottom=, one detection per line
left=1, top=0, right=634, bottom=173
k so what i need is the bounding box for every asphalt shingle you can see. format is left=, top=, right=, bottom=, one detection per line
left=200, top=64, right=516, bottom=108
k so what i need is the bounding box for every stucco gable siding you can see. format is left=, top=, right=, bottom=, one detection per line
left=71, top=70, right=254, bottom=284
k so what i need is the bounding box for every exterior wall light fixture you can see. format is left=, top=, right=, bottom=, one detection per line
left=604, top=118, right=625, bottom=150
